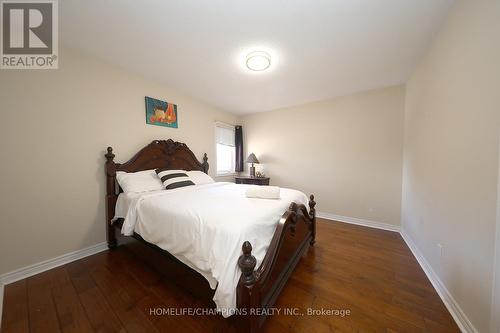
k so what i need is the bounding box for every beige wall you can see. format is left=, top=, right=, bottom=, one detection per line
left=0, top=46, right=239, bottom=276
left=494, top=139, right=500, bottom=333
left=402, top=0, right=500, bottom=331
left=242, top=85, right=405, bottom=226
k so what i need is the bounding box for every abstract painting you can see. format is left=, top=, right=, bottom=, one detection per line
left=145, top=96, right=178, bottom=128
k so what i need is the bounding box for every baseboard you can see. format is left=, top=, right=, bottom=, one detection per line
left=0, top=242, right=108, bottom=328
left=0, top=228, right=478, bottom=333
left=317, top=211, right=400, bottom=232
left=400, top=229, right=477, bottom=333
left=0, top=242, right=108, bottom=285
left=317, top=211, right=475, bottom=332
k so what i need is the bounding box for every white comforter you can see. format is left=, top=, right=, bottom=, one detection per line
left=114, top=182, right=308, bottom=316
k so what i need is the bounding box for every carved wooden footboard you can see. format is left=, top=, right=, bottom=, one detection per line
left=104, top=140, right=316, bottom=333
left=236, top=198, right=316, bottom=333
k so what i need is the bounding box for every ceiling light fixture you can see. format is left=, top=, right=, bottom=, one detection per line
left=246, top=51, right=271, bottom=71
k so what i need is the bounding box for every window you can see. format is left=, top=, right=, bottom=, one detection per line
left=215, top=122, right=236, bottom=175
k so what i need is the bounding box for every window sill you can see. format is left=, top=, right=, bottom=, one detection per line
left=216, top=172, right=237, bottom=177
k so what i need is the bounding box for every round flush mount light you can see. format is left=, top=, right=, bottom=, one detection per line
left=246, top=51, right=271, bottom=71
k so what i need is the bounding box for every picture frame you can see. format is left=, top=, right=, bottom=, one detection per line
left=145, top=96, right=178, bottom=128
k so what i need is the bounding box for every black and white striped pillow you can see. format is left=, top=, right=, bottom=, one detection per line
left=155, top=169, right=195, bottom=190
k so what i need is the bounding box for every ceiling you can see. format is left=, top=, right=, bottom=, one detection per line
left=61, top=0, right=454, bottom=114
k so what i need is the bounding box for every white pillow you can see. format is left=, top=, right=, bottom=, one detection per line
left=187, top=171, right=215, bottom=185
left=116, top=170, right=164, bottom=193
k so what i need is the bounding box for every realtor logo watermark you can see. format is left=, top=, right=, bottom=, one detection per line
left=1, top=0, right=58, bottom=69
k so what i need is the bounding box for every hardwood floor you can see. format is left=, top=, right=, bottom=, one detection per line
left=1, top=219, right=460, bottom=333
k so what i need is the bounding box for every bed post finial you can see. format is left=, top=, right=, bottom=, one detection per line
left=105, top=147, right=115, bottom=162
left=238, top=241, right=256, bottom=285
left=309, top=194, right=316, bottom=245
left=202, top=153, right=209, bottom=174
left=308, top=194, right=316, bottom=219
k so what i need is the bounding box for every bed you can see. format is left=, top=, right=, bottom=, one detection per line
left=104, top=139, right=316, bottom=333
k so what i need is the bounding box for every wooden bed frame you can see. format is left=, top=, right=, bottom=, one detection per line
left=104, top=139, right=316, bottom=333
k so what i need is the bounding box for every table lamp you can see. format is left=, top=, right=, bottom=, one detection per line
left=246, top=153, right=260, bottom=177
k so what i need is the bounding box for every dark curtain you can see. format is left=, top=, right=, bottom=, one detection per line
left=235, top=125, right=244, bottom=172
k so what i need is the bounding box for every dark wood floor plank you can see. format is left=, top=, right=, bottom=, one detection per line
left=2, top=219, right=460, bottom=333
left=26, top=270, right=61, bottom=333
left=90, top=266, right=160, bottom=333
left=77, top=287, right=126, bottom=333
left=1, top=280, right=29, bottom=333
left=49, top=266, right=94, bottom=333
left=66, top=257, right=126, bottom=333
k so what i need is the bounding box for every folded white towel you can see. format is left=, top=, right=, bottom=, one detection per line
left=245, top=185, right=280, bottom=199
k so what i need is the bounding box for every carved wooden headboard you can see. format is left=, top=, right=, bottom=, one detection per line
left=104, top=139, right=208, bottom=247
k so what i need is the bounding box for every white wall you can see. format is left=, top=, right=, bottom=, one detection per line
left=242, top=85, right=405, bottom=226
left=401, top=0, right=500, bottom=331
left=0, top=46, right=239, bottom=276
left=493, top=134, right=500, bottom=333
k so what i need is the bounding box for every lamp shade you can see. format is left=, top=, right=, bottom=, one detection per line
left=246, top=153, right=260, bottom=164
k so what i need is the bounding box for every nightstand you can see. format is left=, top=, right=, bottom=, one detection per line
left=235, top=176, right=270, bottom=186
